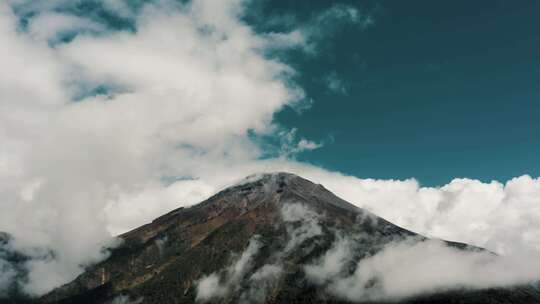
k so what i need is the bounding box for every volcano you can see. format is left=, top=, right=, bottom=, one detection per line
left=27, top=173, right=540, bottom=303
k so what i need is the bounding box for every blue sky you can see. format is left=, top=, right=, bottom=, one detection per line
left=264, top=0, right=540, bottom=186
left=9, top=0, right=539, bottom=186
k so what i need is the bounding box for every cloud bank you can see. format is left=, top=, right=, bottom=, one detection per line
left=195, top=202, right=540, bottom=303
left=305, top=232, right=540, bottom=302
left=1, top=0, right=540, bottom=299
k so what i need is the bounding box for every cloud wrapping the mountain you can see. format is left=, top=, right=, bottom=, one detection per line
left=293, top=203, right=540, bottom=302
left=1, top=0, right=540, bottom=299
left=195, top=200, right=540, bottom=302
left=196, top=237, right=262, bottom=302
left=197, top=203, right=321, bottom=303
left=305, top=172, right=540, bottom=256
left=240, top=264, right=282, bottom=303
left=281, top=203, right=323, bottom=253
left=305, top=236, right=540, bottom=301
left=196, top=239, right=283, bottom=304
left=304, top=237, right=352, bottom=285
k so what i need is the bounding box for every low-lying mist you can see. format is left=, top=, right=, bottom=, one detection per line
left=195, top=203, right=540, bottom=303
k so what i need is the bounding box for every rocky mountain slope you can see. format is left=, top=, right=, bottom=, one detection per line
left=5, top=173, right=540, bottom=303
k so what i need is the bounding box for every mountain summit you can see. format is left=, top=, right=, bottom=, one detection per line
left=33, top=173, right=540, bottom=303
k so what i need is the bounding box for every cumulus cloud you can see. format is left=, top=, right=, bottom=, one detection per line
left=0, top=0, right=311, bottom=295
left=305, top=236, right=540, bottom=302
left=295, top=206, right=540, bottom=302
left=300, top=173, right=540, bottom=257
left=196, top=201, right=540, bottom=302
left=103, top=180, right=215, bottom=235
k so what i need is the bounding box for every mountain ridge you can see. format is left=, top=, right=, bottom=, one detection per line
left=3, top=172, right=540, bottom=303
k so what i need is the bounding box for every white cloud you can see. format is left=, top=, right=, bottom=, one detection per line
left=317, top=4, right=364, bottom=24
left=254, top=3, right=375, bottom=55
left=303, top=173, right=540, bottom=256
left=0, top=0, right=307, bottom=295
left=195, top=199, right=540, bottom=302
left=196, top=274, right=225, bottom=301
left=27, top=12, right=105, bottom=42
left=250, top=264, right=282, bottom=281
left=108, top=295, right=143, bottom=304
left=196, top=203, right=322, bottom=303
left=304, top=237, right=352, bottom=285
left=196, top=237, right=261, bottom=302
left=307, top=238, right=540, bottom=302
left=281, top=203, right=323, bottom=253
left=100, top=0, right=137, bottom=18
left=1, top=0, right=540, bottom=299
left=296, top=139, right=323, bottom=151
left=277, top=128, right=323, bottom=157
left=324, top=72, right=348, bottom=95
left=240, top=264, right=282, bottom=303
left=102, top=180, right=215, bottom=235
left=300, top=3, right=375, bottom=54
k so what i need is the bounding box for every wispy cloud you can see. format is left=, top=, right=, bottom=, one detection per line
left=253, top=3, right=376, bottom=55
left=324, top=71, right=348, bottom=95
left=194, top=201, right=540, bottom=302
left=196, top=237, right=262, bottom=302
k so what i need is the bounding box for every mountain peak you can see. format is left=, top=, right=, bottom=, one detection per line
left=211, top=171, right=359, bottom=214
left=229, top=172, right=306, bottom=192
left=38, top=173, right=540, bottom=304
left=240, top=171, right=300, bottom=182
